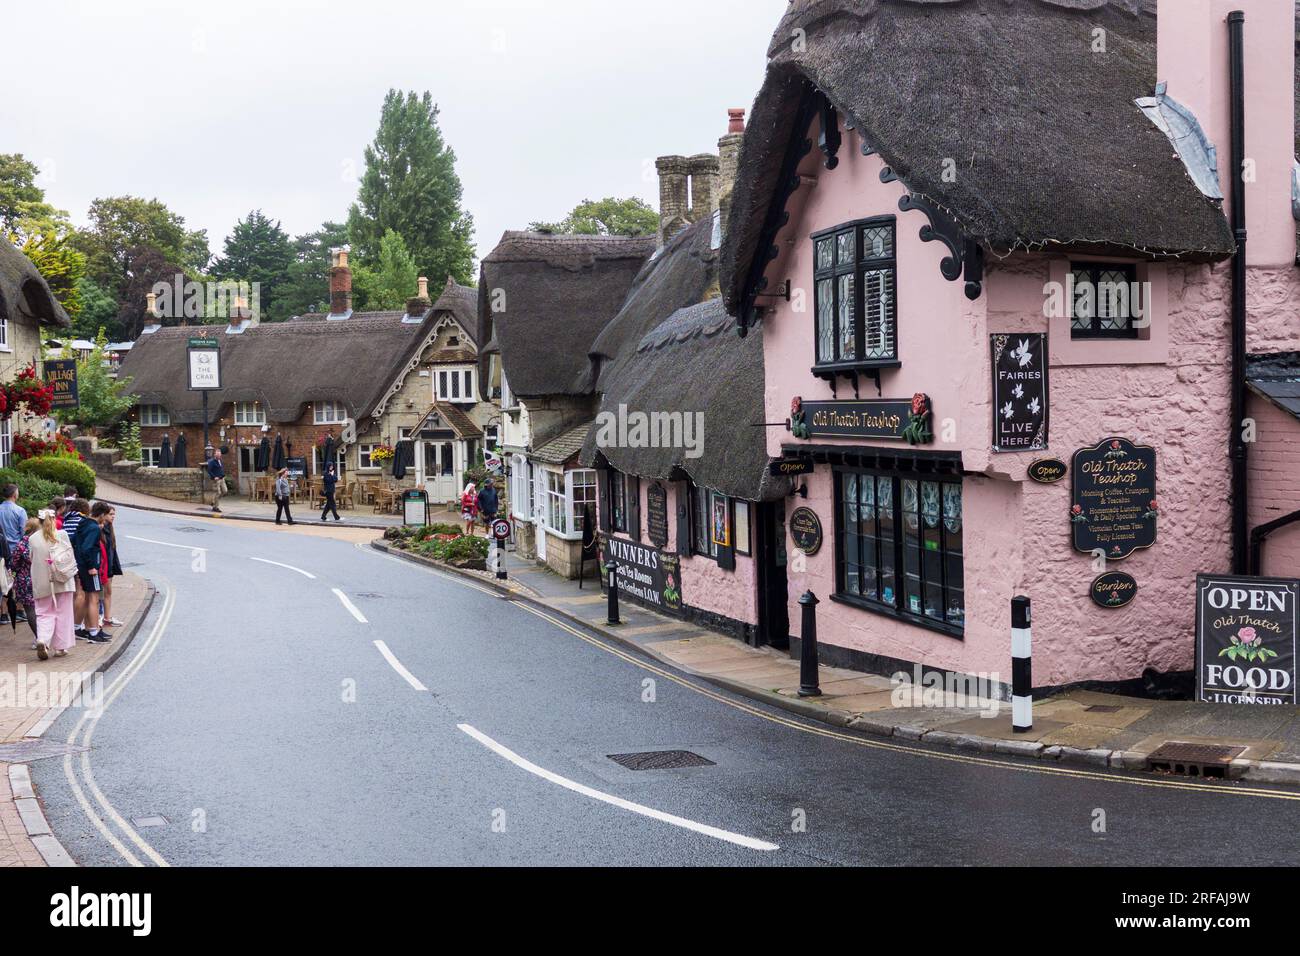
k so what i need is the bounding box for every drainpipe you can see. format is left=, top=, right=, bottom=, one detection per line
left=1227, top=10, right=1248, bottom=574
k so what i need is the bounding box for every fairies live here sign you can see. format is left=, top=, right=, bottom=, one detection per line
left=990, top=333, right=1048, bottom=452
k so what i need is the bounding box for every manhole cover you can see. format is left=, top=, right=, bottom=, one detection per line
left=171, top=526, right=210, bottom=534
left=607, top=750, right=715, bottom=771
left=0, top=740, right=88, bottom=763
left=1085, top=704, right=1121, bottom=713
left=1147, top=742, right=1246, bottom=779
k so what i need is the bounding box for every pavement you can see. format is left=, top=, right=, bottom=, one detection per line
left=0, top=572, right=153, bottom=867
left=375, top=539, right=1300, bottom=788
left=92, top=475, right=471, bottom=531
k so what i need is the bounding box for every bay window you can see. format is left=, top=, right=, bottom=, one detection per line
left=813, top=217, right=897, bottom=369
left=538, top=467, right=595, bottom=539
left=436, top=366, right=476, bottom=402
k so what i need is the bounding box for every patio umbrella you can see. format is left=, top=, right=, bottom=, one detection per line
left=321, top=434, right=336, bottom=473
left=173, top=433, right=188, bottom=468
left=159, top=435, right=173, bottom=468
left=255, top=436, right=271, bottom=472
left=272, top=434, right=285, bottom=470
left=392, top=440, right=413, bottom=480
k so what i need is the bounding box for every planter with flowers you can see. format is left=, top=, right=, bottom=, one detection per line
left=1, top=364, right=55, bottom=422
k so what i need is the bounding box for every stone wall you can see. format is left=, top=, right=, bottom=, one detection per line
left=75, top=436, right=204, bottom=502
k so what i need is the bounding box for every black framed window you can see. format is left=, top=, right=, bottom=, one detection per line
left=1069, top=262, right=1139, bottom=338
left=689, top=483, right=716, bottom=557
left=610, top=471, right=628, bottom=533
left=835, top=468, right=964, bottom=636
left=813, top=218, right=897, bottom=367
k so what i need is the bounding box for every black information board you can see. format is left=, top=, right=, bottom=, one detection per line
left=646, top=483, right=669, bottom=549
left=1070, top=437, right=1157, bottom=560
left=990, top=333, right=1048, bottom=452
left=1196, top=574, right=1297, bottom=706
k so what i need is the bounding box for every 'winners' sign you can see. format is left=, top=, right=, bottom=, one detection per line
left=1196, top=575, right=1297, bottom=706
left=600, top=534, right=682, bottom=615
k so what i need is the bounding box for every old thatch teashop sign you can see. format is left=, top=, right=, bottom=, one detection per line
left=1070, top=437, right=1157, bottom=559
left=600, top=534, right=682, bottom=615
left=790, top=394, right=933, bottom=445
left=1196, top=575, right=1297, bottom=706
left=990, top=333, right=1048, bottom=452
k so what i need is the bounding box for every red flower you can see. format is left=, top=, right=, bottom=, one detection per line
left=1110, top=440, right=1121, bottom=450
left=1071, top=504, right=1082, bottom=515
left=790, top=397, right=802, bottom=415
left=1148, top=499, right=1158, bottom=511
left=911, top=393, right=928, bottom=416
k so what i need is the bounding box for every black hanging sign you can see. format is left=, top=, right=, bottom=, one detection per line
left=43, top=358, right=79, bottom=409
left=1196, top=574, right=1297, bottom=706
left=990, top=333, right=1048, bottom=452
left=599, top=534, right=682, bottom=615
left=645, top=483, right=669, bottom=549
left=1027, top=458, right=1067, bottom=484
left=769, top=456, right=814, bottom=477
left=789, top=506, right=823, bottom=555
left=790, top=394, right=933, bottom=445
left=1070, top=437, right=1157, bottom=560
left=1090, top=571, right=1137, bottom=609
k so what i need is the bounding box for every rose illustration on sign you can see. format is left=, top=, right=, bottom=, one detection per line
left=663, top=572, right=680, bottom=605
left=1103, top=439, right=1128, bottom=461
left=1144, top=499, right=1159, bottom=521
left=1070, top=503, right=1089, bottom=524
left=1218, top=626, right=1278, bottom=663
left=789, top=396, right=810, bottom=439
left=901, top=392, right=933, bottom=445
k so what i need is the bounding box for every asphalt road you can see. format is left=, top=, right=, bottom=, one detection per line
left=31, top=507, right=1300, bottom=866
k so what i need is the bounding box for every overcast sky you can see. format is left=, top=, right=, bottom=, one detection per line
left=5, top=0, right=788, bottom=272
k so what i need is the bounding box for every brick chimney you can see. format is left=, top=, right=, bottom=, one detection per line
left=718, top=108, right=746, bottom=240
left=418, top=276, right=429, bottom=299
left=656, top=152, right=723, bottom=247
left=406, top=275, right=433, bottom=319
left=329, top=245, right=352, bottom=317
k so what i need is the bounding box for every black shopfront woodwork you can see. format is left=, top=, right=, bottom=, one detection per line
left=833, top=464, right=965, bottom=637
left=812, top=217, right=899, bottom=374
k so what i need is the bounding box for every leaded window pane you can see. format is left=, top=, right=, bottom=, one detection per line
left=836, top=273, right=855, bottom=360
left=863, top=268, right=895, bottom=359
left=836, top=230, right=854, bottom=264
left=816, top=278, right=834, bottom=362
left=816, top=238, right=834, bottom=270
left=862, top=225, right=893, bottom=259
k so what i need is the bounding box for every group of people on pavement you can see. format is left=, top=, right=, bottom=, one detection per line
left=459, top=478, right=499, bottom=536
left=0, top=483, right=124, bottom=661
left=207, top=447, right=346, bottom=527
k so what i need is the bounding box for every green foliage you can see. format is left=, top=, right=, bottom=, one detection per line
left=117, top=420, right=142, bottom=465
left=16, top=456, right=96, bottom=498
left=0, top=468, right=65, bottom=517
left=17, top=228, right=85, bottom=319
left=274, top=222, right=350, bottom=319
left=72, top=196, right=209, bottom=298
left=72, top=277, right=121, bottom=340
left=351, top=230, right=419, bottom=310
left=529, top=196, right=660, bottom=238
left=383, top=522, right=462, bottom=545
left=347, top=90, right=475, bottom=287
left=54, top=334, right=134, bottom=430
left=211, top=210, right=295, bottom=322
left=0, top=154, right=60, bottom=232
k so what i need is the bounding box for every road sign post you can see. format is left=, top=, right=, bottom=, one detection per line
left=492, top=517, right=511, bottom=580
left=188, top=338, right=221, bottom=464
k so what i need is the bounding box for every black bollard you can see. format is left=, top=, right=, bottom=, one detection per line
left=606, top=556, right=621, bottom=625
left=797, top=590, right=821, bottom=697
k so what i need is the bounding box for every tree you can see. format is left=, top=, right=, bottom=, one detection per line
left=54, top=330, right=134, bottom=430
left=529, top=197, right=659, bottom=237
left=352, top=230, right=419, bottom=311
left=18, top=230, right=84, bottom=321
left=73, top=277, right=120, bottom=340
left=347, top=90, right=475, bottom=286
left=115, top=246, right=191, bottom=339
left=0, top=154, right=59, bottom=232
left=211, top=210, right=295, bottom=321
left=1, top=154, right=85, bottom=320
left=276, top=221, right=350, bottom=318
left=73, top=196, right=208, bottom=297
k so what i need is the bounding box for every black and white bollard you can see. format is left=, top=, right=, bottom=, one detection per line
left=1011, top=595, right=1032, bottom=732
left=797, top=591, right=821, bottom=697
left=606, top=556, right=621, bottom=625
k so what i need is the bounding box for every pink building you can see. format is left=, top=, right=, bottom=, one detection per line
left=715, top=0, right=1300, bottom=694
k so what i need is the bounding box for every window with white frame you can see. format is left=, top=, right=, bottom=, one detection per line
left=0, top=419, right=11, bottom=468
left=0, top=316, right=9, bottom=350
left=313, top=400, right=347, bottom=424
left=510, top=455, right=530, bottom=519
left=233, top=401, right=265, bottom=425
left=537, top=467, right=592, bottom=538
left=435, top=366, right=476, bottom=403
left=141, top=447, right=162, bottom=467
left=358, top=444, right=379, bottom=470
left=139, top=404, right=170, bottom=426
left=571, top=469, right=597, bottom=536
left=546, top=470, right=566, bottom=533
left=313, top=446, right=346, bottom=474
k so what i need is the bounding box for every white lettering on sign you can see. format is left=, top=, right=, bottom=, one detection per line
left=1206, top=587, right=1288, bottom=613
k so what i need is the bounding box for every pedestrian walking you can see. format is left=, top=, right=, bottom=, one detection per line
left=460, top=482, right=478, bottom=536
left=273, top=468, right=295, bottom=525
left=30, top=508, right=76, bottom=660
left=320, top=463, right=341, bottom=522
left=206, top=448, right=227, bottom=513
left=0, top=483, right=28, bottom=626
left=100, top=507, right=124, bottom=627
left=72, top=502, right=111, bottom=644
left=476, top=478, right=500, bottom=534
left=10, top=518, right=39, bottom=648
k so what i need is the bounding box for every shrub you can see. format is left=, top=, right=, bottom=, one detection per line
left=16, top=456, right=96, bottom=498
left=0, top=468, right=65, bottom=516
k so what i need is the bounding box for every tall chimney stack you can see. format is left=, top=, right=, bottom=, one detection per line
left=718, top=109, right=746, bottom=241
left=656, top=156, right=690, bottom=247
left=329, top=245, right=353, bottom=317
left=145, top=291, right=158, bottom=317
left=418, top=276, right=429, bottom=299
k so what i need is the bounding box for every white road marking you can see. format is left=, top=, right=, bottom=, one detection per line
left=457, top=723, right=779, bottom=852
left=373, top=640, right=428, bottom=691
left=125, top=535, right=207, bottom=552
left=250, top=556, right=316, bottom=579
left=332, top=588, right=368, bottom=623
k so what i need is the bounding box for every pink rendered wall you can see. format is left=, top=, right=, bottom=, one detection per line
left=618, top=478, right=759, bottom=627
left=1248, top=393, right=1300, bottom=578
left=1158, top=0, right=1296, bottom=267
left=761, top=114, right=1242, bottom=685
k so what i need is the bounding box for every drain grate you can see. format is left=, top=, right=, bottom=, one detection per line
left=607, top=750, right=715, bottom=771
left=1146, top=742, right=1245, bottom=779
left=1085, top=704, right=1122, bottom=713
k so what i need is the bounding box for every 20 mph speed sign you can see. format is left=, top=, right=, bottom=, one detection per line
left=492, top=518, right=511, bottom=540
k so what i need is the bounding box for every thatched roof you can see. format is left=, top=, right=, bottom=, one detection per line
left=722, top=0, right=1236, bottom=314
left=477, top=232, right=655, bottom=398
left=0, top=235, right=72, bottom=329
left=430, top=277, right=478, bottom=345
left=589, top=216, right=720, bottom=390
left=120, top=313, right=436, bottom=425
left=582, top=299, right=784, bottom=502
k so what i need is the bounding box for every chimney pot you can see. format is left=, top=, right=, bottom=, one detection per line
left=728, top=108, right=746, bottom=134
left=145, top=292, right=157, bottom=317
left=418, top=276, right=429, bottom=298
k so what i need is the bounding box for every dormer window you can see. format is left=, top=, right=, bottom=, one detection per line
left=313, top=400, right=347, bottom=424
left=436, top=366, right=476, bottom=403
left=1069, top=263, right=1139, bottom=339
left=233, top=401, right=265, bottom=425
left=812, top=217, right=897, bottom=373
left=139, top=404, right=170, bottom=426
